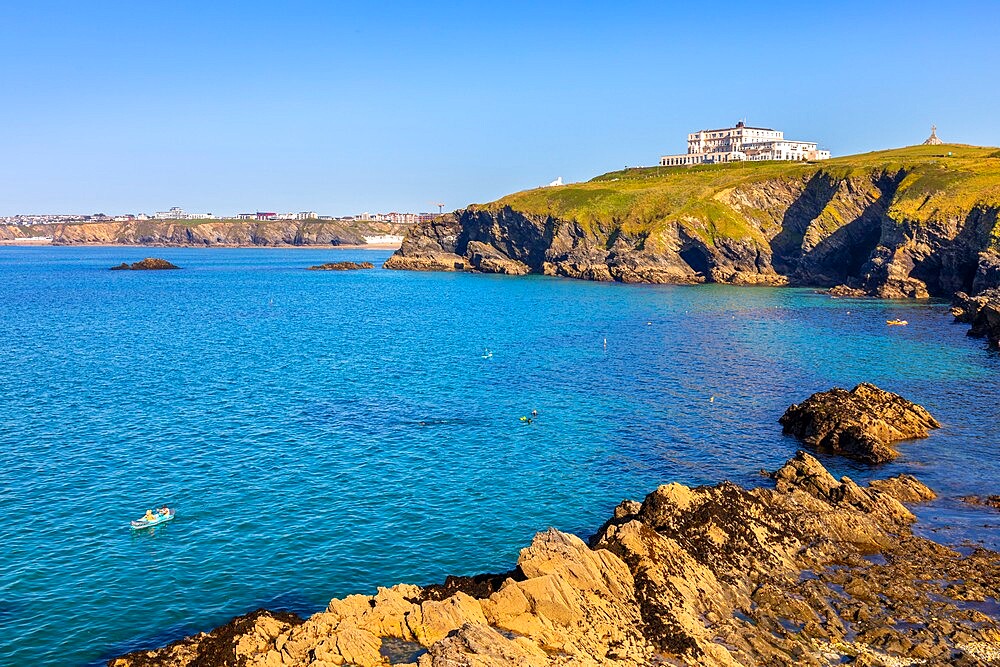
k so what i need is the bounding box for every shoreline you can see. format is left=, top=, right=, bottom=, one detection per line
left=108, top=451, right=1000, bottom=667
left=0, top=241, right=402, bottom=250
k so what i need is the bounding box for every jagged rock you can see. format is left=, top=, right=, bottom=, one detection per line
left=383, top=215, right=472, bottom=272
left=779, top=383, right=940, bottom=463
left=110, top=258, right=180, bottom=270
left=109, top=455, right=1000, bottom=667
left=107, top=609, right=302, bottom=667
left=307, top=261, right=374, bottom=270
left=961, top=495, right=1000, bottom=510
left=869, top=474, right=938, bottom=502
left=952, top=289, right=1000, bottom=348
left=972, top=250, right=1000, bottom=294
left=828, top=284, right=868, bottom=297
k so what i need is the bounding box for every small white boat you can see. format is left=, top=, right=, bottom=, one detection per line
left=130, top=508, right=175, bottom=529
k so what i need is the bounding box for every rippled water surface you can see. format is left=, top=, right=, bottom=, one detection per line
left=1, top=247, right=998, bottom=666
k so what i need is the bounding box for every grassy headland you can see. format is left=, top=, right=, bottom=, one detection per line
left=479, top=145, right=1000, bottom=250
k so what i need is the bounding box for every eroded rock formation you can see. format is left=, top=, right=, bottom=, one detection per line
left=779, top=383, right=940, bottom=463
left=952, top=289, right=1000, bottom=348
left=110, top=258, right=180, bottom=270
left=108, top=453, right=1000, bottom=667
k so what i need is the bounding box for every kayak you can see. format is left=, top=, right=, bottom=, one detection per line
left=886, top=319, right=908, bottom=326
left=130, top=509, right=175, bottom=529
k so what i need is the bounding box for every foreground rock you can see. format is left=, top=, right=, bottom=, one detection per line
left=109, top=453, right=1000, bottom=667
left=108, top=610, right=302, bottom=667
left=779, top=383, right=940, bottom=464
left=952, top=289, right=1000, bottom=348
left=110, top=258, right=180, bottom=270
left=307, top=261, right=375, bottom=271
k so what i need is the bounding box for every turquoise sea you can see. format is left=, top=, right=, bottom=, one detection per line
left=1, top=247, right=998, bottom=666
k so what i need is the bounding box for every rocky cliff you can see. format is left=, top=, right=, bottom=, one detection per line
left=386, top=145, right=1000, bottom=298
left=46, top=220, right=409, bottom=247
left=0, top=223, right=59, bottom=240
left=110, top=453, right=1000, bottom=667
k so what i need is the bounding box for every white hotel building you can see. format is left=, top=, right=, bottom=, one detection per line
left=660, top=121, right=830, bottom=166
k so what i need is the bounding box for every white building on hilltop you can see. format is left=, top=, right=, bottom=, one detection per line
left=660, top=121, right=830, bottom=166
left=153, top=206, right=214, bottom=220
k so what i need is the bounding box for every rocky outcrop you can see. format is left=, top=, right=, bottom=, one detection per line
left=307, top=262, right=375, bottom=271
left=961, top=495, right=1000, bottom=511
left=779, top=383, right=940, bottom=464
left=108, top=610, right=302, bottom=667
left=109, top=454, right=1000, bottom=667
left=51, top=220, right=409, bottom=247
left=386, top=159, right=1000, bottom=298
left=952, top=289, right=1000, bottom=348
left=827, top=284, right=868, bottom=297
left=110, top=258, right=180, bottom=270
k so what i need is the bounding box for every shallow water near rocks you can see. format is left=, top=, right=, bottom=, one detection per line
left=0, top=246, right=997, bottom=666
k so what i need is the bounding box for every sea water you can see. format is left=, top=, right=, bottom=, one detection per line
left=0, top=246, right=997, bottom=666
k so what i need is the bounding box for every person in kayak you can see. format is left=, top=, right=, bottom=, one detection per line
left=158, top=507, right=169, bottom=516
left=144, top=509, right=156, bottom=521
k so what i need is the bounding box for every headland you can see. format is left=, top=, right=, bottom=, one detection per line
left=385, top=144, right=1000, bottom=300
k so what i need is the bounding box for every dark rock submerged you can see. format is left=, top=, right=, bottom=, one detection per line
left=108, top=452, right=1000, bottom=666
left=306, top=261, right=375, bottom=271
left=110, top=258, right=180, bottom=270
left=779, top=383, right=940, bottom=464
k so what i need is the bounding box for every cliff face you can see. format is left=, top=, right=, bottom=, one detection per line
left=386, top=145, right=1000, bottom=297
left=47, top=220, right=410, bottom=247
left=0, top=224, right=59, bottom=240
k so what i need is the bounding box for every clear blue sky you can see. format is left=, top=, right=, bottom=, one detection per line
left=1, top=1, right=998, bottom=216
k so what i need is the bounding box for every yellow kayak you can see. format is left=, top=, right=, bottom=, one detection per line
left=886, top=319, right=908, bottom=326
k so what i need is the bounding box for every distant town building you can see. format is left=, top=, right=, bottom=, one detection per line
left=153, top=206, right=213, bottom=220
left=256, top=212, right=277, bottom=221
left=296, top=211, right=318, bottom=220
left=660, top=121, right=830, bottom=166
left=923, top=125, right=943, bottom=145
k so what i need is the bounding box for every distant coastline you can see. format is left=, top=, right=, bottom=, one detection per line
left=0, top=240, right=402, bottom=250
left=0, top=218, right=410, bottom=249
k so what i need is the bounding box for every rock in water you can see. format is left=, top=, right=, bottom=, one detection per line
left=961, top=494, right=1000, bottom=510
left=109, top=258, right=180, bottom=270
left=779, top=382, right=940, bottom=463
left=827, top=284, right=868, bottom=297
left=307, top=261, right=375, bottom=270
